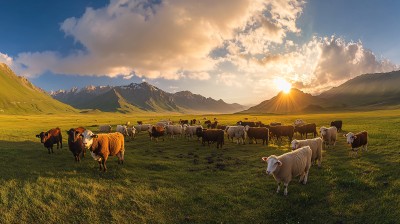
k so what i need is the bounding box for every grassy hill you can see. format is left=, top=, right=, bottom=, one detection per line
left=0, top=63, right=76, bottom=114
left=0, top=109, right=399, bottom=223
left=319, top=70, right=400, bottom=109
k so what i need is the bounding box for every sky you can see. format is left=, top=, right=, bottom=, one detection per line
left=1, top=0, right=399, bottom=105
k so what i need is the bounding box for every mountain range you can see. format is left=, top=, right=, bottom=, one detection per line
left=242, top=70, right=400, bottom=114
left=0, top=63, right=76, bottom=114
left=51, top=82, right=246, bottom=113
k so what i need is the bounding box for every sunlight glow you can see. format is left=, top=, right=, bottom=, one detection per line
left=274, top=78, right=292, bottom=93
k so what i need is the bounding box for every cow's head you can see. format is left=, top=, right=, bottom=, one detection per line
left=262, top=156, right=282, bottom=175
left=67, top=128, right=85, bottom=143
left=320, top=127, right=328, bottom=136
left=80, top=130, right=98, bottom=149
left=344, top=132, right=356, bottom=144
left=36, top=132, right=49, bottom=143
left=291, top=139, right=299, bottom=150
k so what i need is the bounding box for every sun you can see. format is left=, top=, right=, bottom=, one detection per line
left=274, top=78, right=292, bottom=93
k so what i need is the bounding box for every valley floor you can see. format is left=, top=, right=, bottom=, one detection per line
left=0, top=109, right=399, bottom=223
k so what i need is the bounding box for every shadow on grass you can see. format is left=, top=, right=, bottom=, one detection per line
left=0, top=140, right=129, bottom=182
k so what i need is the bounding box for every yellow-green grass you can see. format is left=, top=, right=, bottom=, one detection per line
left=0, top=109, right=399, bottom=223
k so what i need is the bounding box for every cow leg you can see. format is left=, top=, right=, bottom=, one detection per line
left=47, top=147, right=51, bottom=154
left=51, top=146, right=54, bottom=154
left=283, top=183, right=289, bottom=196
left=276, top=182, right=281, bottom=193
left=98, top=161, right=102, bottom=171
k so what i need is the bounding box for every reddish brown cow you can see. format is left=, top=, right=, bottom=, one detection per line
left=67, top=127, right=86, bottom=162
left=36, top=127, right=63, bottom=154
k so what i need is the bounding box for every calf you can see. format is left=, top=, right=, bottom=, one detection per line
left=344, top=131, right=368, bottom=155
left=36, top=127, right=63, bottom=154
left=331, top=120, right=343, bottom=132
left=67, top=127, right=86, bottom=162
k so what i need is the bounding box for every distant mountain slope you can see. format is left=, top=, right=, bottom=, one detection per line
left=240, top=88, right=330, bottom=114
left=0, top=63, right=76, bottom=114
left=319, top=70, right=400, bottom=108
left=52, top=82, right=246, bottom=113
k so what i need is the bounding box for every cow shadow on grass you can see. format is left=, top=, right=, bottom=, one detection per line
left=0, top=140, right=129, bottom=182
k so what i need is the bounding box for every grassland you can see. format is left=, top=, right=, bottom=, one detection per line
left=0, top=109, right=399, bottom=223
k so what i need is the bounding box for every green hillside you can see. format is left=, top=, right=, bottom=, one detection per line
left=0, top=63, right=77, bottom=114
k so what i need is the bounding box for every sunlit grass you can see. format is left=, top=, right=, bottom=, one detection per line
left=0, top=109, right=399, bottom=223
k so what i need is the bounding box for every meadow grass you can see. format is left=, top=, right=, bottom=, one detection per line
left=0, top=109, right=399, bottom=223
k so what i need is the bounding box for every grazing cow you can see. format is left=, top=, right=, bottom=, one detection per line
left=36, top=127, right=63, bottom=154
left=196, top=128, right=224, bottom=149
left=149, top=126, right=165, bottom=141
left=294, top=123, right=317, bottom=139
left=127, top=126, right=136, bottom=139
left=134, top=124, right=152, bottom=133
left=67, top=127, right=86, bottom=162
left=204, top=120, right=212, bottom=128
left=245, top=126, right=269, bottom=145
left=98, top=125, right=112, bottom=133
left=331, top=120, right=343, bottom=132
left=179, top=119, right=189, bottom=125
left=320, top=126, right=337, bottom=148
left=269, top=125, right=294, bottom=144
left=210, top=121, right=218, bottom=129
left=190, top=119, right=197, bottom=125
left=237, top=121, right=257, bottom=127
left=344, top=131, right=368, bottom=155
left=183, top=124, right=202, bottom=140
left=116, top=125, right=129, bottom=137
left=166, top=125, right=183, bottom=138
left=216, top=125, right=227, bottom=131
left=81, top=130, right=125, bottom=172
left=225, top=126, right=246, bottom=144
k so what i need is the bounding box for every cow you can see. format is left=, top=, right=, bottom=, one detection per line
left=116, top=125, right=129, bottom=137
left=98, top=125, right=112, bottom=133
left=149, top=126, right=165, bottom=141
left=81, top=130, right=125, bottom=172
left=294, top=123, right=317, bottom=139
left=269, top=125, right=294, bottom=144
left=237, top=121, right=257, bottom=127
left=36, top=127, right=63, bottom=154
left=331, top=120, right=343, bottom=132
left=190, top=119, right=197, bottom=125
left=179, top=119, right=189, bottom=125
left=204, top=120, right=212, bottom=128
left=67, top=127, right=86, bottom=162
left=210, top=121, right=218, bottom=129
left=196, top=128, right=224, bottom=149
left=246, top=127, right=269, bottom=145
left=344, top=131, right=368, bottom=155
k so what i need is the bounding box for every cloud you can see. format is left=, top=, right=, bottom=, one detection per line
left=11, top=0, right=305, bottom=80
left=0, top=53, right=13, bottom=66
left=217, top=73, right=242, bottom=87
left=223, top=36, right=398, bottom=95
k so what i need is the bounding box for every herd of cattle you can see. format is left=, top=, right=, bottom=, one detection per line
left=35, top=118, right=368, bottom=195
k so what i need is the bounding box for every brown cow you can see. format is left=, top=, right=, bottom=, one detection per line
left=36, top=127, right=63, bottom=154
left=67, top=127, right=86, bottom=162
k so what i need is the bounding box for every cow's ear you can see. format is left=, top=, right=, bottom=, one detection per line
left=36, top=134, right=40, bottom=138
left=92, top=134, right=98, bottom=138
left=261, top=157, right=268, bottom=162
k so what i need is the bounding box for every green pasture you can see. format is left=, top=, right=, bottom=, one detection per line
left=0, top=109, right=399, bottom=223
